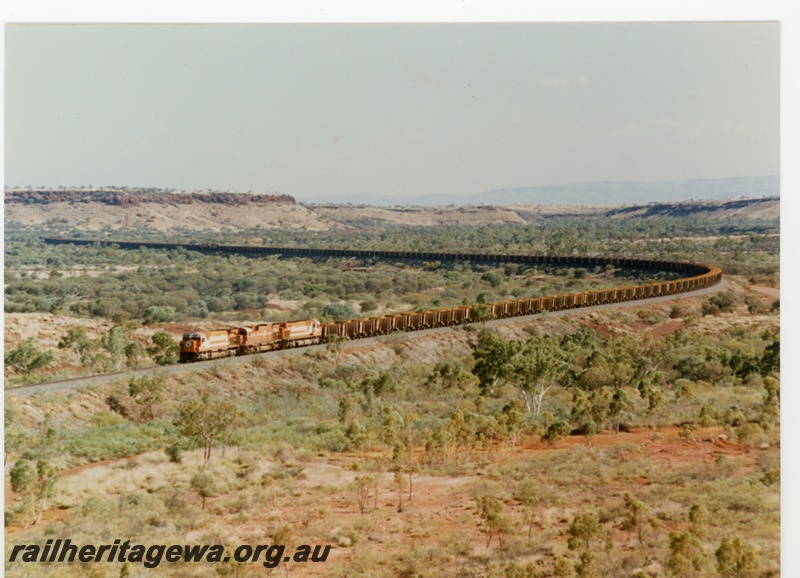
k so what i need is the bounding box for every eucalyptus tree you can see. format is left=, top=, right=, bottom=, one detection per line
left=511, top=335, right=575, bottom=415
left=472, top=332, right=575, bottom=415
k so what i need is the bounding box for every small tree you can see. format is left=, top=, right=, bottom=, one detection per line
left=472, top=304, right=494, bottom=322
left=149, top=331, right=180, bottom=365
left=514, top=478, right=541, bottom=540
left=620, top=492, right=650, bottom=545
left=128, top=375, right=166, bottom=421
left=124, top=341, right=148, bottom=370
left=476, top=291, right=492, bottom=304
left=511, top=336, right=574, bottom=415
left=471, top=332, right=520, bottom=396
left=542, top=420, right=571, bottom=447
left=568, top=511, right=602, bottom=551
left=165, top=442, right=183, bottom=464
left=668, top=531, right=708, bottom=577
left=142, top=305, right=177, bottom=324
left=395, top=411, right=419, bottom=502
left=322, top=302, right=356, bottom=321
left=762, top=376, right=779, bottom=420
left=571, top=389, right=609, bottom=435
left=100, top=325, right=132, bottom=371
left=760, top=334, right=779, bottom=375
left=324, top=335, right=349, bottom=369
left=715, top=537, right=760, bottom=578
left=702, top=291, right=739, bottom=316
left=4, top=405, right=30, bottom=465
left=5, top=339, right=54, bottom=375
left=175, top=392, right=242, bottom=465
left=392, top=469, right=407, bottom=514
left=351, top=475, right=375, bottom=515
left=499, top=399, right=526, bottom=448
left=190, top=471, right=218, bottom=509
left=699, top=403, right=717, bottom=441
left=645, top=388, right=667, bottom=430
left=575, top=551, right=600, bottom=578
left=58, top=327, right=95, bottom=367
left=476, top=494, right=509, bottom=548
left=10, top=459, right=59, bottom=526
left=553, top=557, right=576, bottom=578
left=608, top=388, right=634, bottom=432
left=427, top=359, right=468, bottom=390
left=481, top=271, right=502, bottom=288
left=688, top=503, right=709, bottom=539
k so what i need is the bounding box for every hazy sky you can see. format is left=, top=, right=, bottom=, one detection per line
left=5, top=23, right=779, bottom=201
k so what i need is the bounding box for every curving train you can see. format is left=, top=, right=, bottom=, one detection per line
left=40, top=238, right=722, bottom=363
left=179, top=263, right=722, bottom=362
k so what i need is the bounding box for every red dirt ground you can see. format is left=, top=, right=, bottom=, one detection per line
left=5, top=426, right=758, bottom=533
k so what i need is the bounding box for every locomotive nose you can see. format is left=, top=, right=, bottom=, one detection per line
left=181, top=333, right=202, bottom=352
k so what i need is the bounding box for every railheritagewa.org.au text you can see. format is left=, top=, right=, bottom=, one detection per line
left=9, top=539, right=331, bottom=569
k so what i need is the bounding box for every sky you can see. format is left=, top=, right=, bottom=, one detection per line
left=4, top=21, right=780, bottom=202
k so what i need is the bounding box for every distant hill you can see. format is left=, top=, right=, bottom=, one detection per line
left=299, top=176, right=779, bottom=206
left=5, top=188, right=779, bottom=233
left=310, top=197, right=779, bottom=228
left=4, top=188, right=296, bottom=206
left=472, top=176, right=779, bottom=206
left=602, top=197, right=779, bottom=220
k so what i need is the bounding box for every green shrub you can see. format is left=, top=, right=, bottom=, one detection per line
left=65, top=420, right=176, bottom=461
left=543, top=420, right=571, bottom=447
left=4, top=339, right=54, bottom=375
left=322, top=302, right=356, bottom=321
left=142, top=305, right=177, bottom=324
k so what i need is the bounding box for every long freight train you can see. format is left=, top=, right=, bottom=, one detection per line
left=40, top=238, right=722, bottom=363
left=179, top=264, right=722, bottom=362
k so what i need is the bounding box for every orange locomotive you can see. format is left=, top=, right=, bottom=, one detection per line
left=180, top=319, right=323, bottom=362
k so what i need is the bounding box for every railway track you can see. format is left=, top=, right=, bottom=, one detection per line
left=5, top=281, right=725, bottom=397
left=8, top=238, right=724, bottom=397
